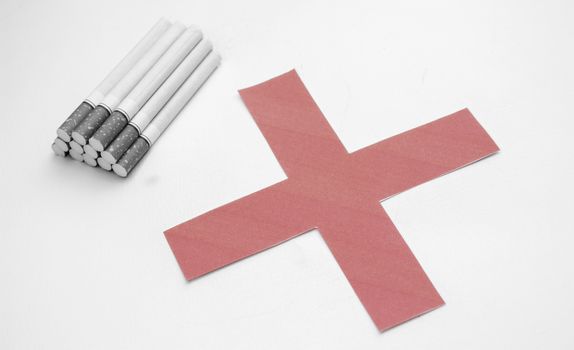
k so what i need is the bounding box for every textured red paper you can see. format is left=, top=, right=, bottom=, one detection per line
left=165, top=70, right=499, bottom=331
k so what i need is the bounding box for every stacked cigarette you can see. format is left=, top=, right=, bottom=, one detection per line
left=51, top=18, right=220, bottom=177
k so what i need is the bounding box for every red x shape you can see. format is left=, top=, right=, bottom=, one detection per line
left=165, top=70, right=499, bottom=331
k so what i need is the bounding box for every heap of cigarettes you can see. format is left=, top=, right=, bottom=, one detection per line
left=51, top=18, right=220, bottom=177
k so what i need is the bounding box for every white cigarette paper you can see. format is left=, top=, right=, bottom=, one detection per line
left=99, top=22, right=186, bottom=111
left=130, top=40, right=213, bottom=133
left=142, top=51, right=221, bottom=145
left=88, top=26, right=203, bottom=152
left=84, top=18, right=171, bottom=107
left=112, top=51, right=220, bottom=178
left=116, top=27, right=203, bottom=119
left=100, top=40, right=213, bottom=163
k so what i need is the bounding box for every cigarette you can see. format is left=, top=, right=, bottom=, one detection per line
left=101, top=39, right=212, bottom=164
left=56, top=18, right=171, bottom=142
left=54, top=138, right=69, bottom=152
left=89, top=27, right=202, bottom=152
left=71, top=22, right=186, bottom=146
left=83, top=144, right=99, bottom=159
left=83, top=154, right=98, bottom=167
left=56, top=103, right=94, bottom=143
left=112, top=138, right=149, bottom=177
left=97, top=157, right=112, bottom=171
left=69, top=148, right=84, bottom=162
left=52, top=142, right=67, bottom=157
left=69, top=140, right=84, bottom=154
left=113, top=51, right=220, bottom=177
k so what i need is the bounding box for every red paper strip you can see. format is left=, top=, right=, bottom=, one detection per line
left=165, top=70, right=499, bottom=331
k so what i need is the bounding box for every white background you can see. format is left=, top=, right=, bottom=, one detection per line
left=1, top=0, right=573, bottom=349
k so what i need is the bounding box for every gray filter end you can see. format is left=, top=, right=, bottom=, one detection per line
left=71, top=106, right=110, bottom=145
left=89, top=111, right=129, bottom=151
left=57, top=102, right=93, bottom=142
left=112, top=137, right=150, bottom=177
left=101, top=124, right=139, bottom=164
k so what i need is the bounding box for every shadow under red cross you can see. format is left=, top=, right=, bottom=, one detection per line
left=165, top=70, right=499, bottom=331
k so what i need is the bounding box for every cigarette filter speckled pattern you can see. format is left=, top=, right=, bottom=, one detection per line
left=57, top=102, right=94, bottom=142
left=89, top=111, right=129, bottom=151
left=112, top=137, right=150, bottom=177
left=109, top=52, right=220, bottom=177
left=90, top=28, right=202, bottom=153
left=101, top=124, right=139, bottom=164
left=71, top=106, right=110, bottom=145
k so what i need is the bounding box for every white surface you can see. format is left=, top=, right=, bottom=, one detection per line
left=1, top=1, right=573, bottom=349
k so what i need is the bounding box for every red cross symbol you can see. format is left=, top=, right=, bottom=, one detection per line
left=165, top=70, right=499, bottom=331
